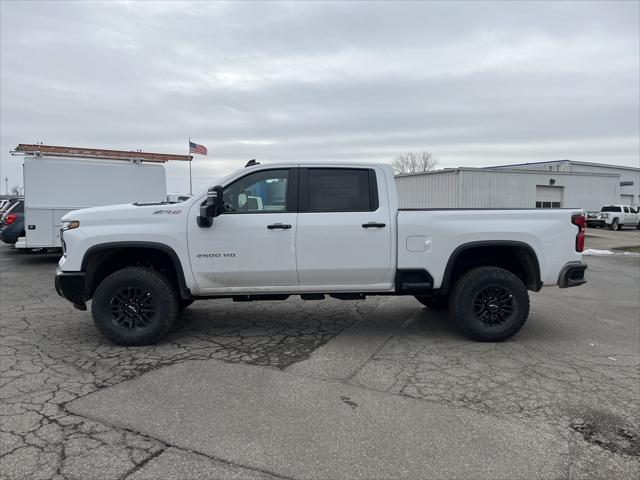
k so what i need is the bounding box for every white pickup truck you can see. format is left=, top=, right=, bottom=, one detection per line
left=56, top=162, right=587, bottom=345
left=586, top=205, right=640, bottom=231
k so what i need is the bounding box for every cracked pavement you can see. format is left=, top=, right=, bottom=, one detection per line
left=0, top=248, right=375, bottom=479
left=1, top=244, right=639, bottom=479
left=351, top=254, right=640, bottom=479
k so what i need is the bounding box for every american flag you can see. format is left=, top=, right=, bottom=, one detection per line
left=189, top=141, right=207, bottom=155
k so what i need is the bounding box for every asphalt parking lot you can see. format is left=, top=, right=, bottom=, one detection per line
left=1, top=233, right=639, bottom=480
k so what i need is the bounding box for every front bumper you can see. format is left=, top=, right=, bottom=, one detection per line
left=586, top=219, right=606, bottom=227
left=557, top=262, right=587, bottom=288
left=55, top=269, right=87, bottom=310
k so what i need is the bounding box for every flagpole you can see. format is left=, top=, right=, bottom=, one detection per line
left=188, top=137, right=192, bottom=195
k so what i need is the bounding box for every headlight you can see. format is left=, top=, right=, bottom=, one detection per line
left=61, top=220, right=80, bottom=231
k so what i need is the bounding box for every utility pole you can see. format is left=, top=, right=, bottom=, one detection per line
left=4, top=177, right=7, bottom=195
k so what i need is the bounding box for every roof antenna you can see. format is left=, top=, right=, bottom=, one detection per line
left=245, top=159, right=260, bottom=168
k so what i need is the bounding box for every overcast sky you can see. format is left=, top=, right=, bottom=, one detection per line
left=1, top=0, right=638, bottom=193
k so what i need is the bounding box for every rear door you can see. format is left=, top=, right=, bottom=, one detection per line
left=295, top=167, right=393, bottom=288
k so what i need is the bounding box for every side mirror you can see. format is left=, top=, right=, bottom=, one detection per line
left=197, top=185, right=224, bottom=228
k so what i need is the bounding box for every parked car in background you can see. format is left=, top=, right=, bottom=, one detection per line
left=167, top=192, right=192, bottom=203
left=586, top=205, right=640, bottom=230
left=0, top=199, right=25, bottom=245
left=0, top=197, right=23, bottom=221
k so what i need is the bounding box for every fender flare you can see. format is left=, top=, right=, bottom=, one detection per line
left=81, top=241, right=191, bottom=299
left=439, top=240, right=542, bottom=293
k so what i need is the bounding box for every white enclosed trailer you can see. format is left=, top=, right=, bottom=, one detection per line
left=12, top=144, right=190, bottom=250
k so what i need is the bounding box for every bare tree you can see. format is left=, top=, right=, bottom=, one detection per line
left=9, top=185, right=20, bottom=196
left=391, top=151, right=439, bottom=175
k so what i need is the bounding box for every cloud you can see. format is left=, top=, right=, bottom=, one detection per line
left=1, top=0, right=638, bottom=192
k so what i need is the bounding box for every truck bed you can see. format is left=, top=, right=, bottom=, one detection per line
left=396, top=208, right=583, bottom=288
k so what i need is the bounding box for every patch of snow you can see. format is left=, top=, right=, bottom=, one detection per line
left=583, top=249, right=615, bottom=255
left=582, top=248, right=640, bottom=257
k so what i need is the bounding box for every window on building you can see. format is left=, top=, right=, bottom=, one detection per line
left=307, top=169, right=377, bottom=212
left=536, top=201, right=561, bottom=209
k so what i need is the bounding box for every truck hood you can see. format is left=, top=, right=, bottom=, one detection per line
left=61, top=202, right=191, bottom=225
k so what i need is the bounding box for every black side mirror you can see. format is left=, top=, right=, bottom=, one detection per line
left=197, top=185, right=224, bottom=228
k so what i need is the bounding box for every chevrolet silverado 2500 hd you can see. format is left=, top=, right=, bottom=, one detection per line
left=55, top=162, right=587, bottom=345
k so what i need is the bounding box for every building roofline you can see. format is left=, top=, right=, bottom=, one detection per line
left=394, top=167, right=620, bottom=178
left=485, top=159, right=640, bottom=172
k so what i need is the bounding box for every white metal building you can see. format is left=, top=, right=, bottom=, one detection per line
left=395, top=160, right=639, bottom=211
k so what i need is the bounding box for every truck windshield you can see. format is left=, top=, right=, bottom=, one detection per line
left=601, top=206, right=621, bottom=212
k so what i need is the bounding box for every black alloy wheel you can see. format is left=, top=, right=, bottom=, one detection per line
left=472, top=285, right=515, bottom=327
left=92, top=267, right=178, bottom=345
left=109, top=286, right=156, bottom=330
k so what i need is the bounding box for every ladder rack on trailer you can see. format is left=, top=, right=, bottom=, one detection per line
left=12, top=144, right=192, bottom=163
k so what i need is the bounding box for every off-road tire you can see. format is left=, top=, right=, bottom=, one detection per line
left=415, top=295, right=449, bottom=310
left=92, top=267, right=178, bottom=346
left=449, top=266, right=529, bottom=342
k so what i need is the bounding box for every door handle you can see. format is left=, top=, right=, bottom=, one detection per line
left=267, top=223, right=292, bottom=230
left=362, top=222, right=386, bottom=228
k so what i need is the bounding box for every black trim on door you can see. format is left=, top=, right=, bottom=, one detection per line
left=298, top=167, right=309, bottom=212
left=369, top=169, right=379, bottom=211
left=285, top=168, right=298, bottom=213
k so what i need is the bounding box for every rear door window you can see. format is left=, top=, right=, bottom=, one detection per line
left=305, top=169, right=378, bottom=212
left=601, top=206, right=621, bottom=212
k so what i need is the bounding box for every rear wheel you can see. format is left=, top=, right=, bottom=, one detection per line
left=415, top=295, right=449, bottom=310
left=449, top=267, right=529, bottom=342
left=636, top=221, right=640, bottom=230
left=91, top=267, right=178, bottom=345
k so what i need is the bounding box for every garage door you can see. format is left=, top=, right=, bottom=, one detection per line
left=620, top=194, right=634, bottom=206
left=536, top=186, right=563, bottom=208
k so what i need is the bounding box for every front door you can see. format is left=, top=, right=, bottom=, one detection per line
left=295, top=167, right=393, bottom=288
left=188, top=168, right=298, bottom=292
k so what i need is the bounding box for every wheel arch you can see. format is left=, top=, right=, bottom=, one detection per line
left=439, top=241, right=542, bottom=294
left=81, top=242, right=191, bottom=300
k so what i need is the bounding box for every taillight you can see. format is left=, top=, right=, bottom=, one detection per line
left=5, top=214, right=16, bottom=225
left=572, top=214, right=586, bottom=252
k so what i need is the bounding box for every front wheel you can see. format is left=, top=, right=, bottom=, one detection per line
left=610, top=219, right=620, bottom=231
left=449, top=267, right=530, bottom=342
left=91, top=267, right=178, bottom=346
left=636, top=222, right=640, bottom=230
